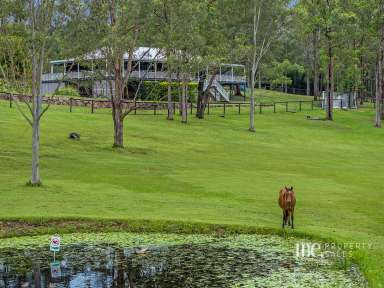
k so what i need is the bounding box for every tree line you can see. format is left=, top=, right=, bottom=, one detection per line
left=0, top=0, right=383, bottom=185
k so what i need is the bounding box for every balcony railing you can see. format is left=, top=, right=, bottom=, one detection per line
left=42, top=70, right=247, bottom=83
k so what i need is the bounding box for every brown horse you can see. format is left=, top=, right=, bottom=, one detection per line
left=278, top=186, right=296, bottom=229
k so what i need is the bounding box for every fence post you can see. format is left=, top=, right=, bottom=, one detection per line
left=208, top=102, right=210, bottom=115
left=273, top=102, right=276, bottom=113
left=238, top=103, right=241, bottom=115
left=9, top=93, right=13, bottom=108
left=91, top=99, right=94, bottom=114
left=70, top=98, right=73, bottom=112
left=154, top=103, right=157, bottom=115
left=299, top=101, right=302, bottom=112
left=311, top=100, right=314, bottom=110
left=259, top=104, right=262, bottom=114
left=285, top=102, right=288, bottom=112
left=134, top=100, right=137, bottom=115
left=223, top=102, right=226, bottom=116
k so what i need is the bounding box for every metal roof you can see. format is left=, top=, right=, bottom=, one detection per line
left=50, top=47, right=166, bottom=64
left=49, top=47, right=245, bottom=68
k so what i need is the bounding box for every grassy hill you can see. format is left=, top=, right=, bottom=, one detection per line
left=253, top=88, right=314, bottom=102
left=0, top=96, right=383, bottom=286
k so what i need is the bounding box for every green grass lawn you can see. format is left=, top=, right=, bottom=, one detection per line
left=0, top=94, right=383, bottom=286
left=252, top=88, right=314, bottom=102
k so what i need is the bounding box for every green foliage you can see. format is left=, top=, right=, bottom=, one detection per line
left=265, top=59, right=305, bottom=86
left=137, top=81, right=198, bottom=101
left=54, top=86, right=80, bottom=97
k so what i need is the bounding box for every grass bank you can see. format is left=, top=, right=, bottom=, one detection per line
left=0, top=93, right=382, bottom=286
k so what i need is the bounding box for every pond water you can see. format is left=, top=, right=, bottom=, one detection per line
left=0, top=233, right=365, bottom=288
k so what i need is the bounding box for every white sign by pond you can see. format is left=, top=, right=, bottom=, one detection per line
left=50, top=261, right=62, bottom=278
left=50, top=236, right=61, bottom=252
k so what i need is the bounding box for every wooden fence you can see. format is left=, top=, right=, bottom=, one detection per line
left=1, top=92, right=364, bottom=117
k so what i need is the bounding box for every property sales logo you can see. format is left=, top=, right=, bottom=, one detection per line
left=295, top=241, right=373, bottom=259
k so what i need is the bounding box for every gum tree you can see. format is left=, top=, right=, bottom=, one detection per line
left=85, top=0, right=154, bottom=148
left=0, top=0, right=57, bottom=186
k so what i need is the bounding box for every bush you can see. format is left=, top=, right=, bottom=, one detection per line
left=137, top=81, right=198, bottom=101
left=0, top=80, right=30, bottom=94
left=54, top=86, right=80, bottom=97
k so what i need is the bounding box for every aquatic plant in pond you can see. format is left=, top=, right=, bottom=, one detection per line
left=0, top=233, right=366, bottom=287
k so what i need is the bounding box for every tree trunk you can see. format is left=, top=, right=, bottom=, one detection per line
left=196, top=71, right=218, bottom=119
left=31, top=113, right=40, bottom=185
left=112, top=69, right=125, bottom=148
left=306, top=74, right=310, bottom=96
left=30, top=40, right=44, bottom=186
left=249, top=69, right=256, bottom=132
left=167, top=70, right=174, bottom=120
left=327, top=44, right=334, bottom=121
left=313, top=28, right=320, bottom=101
left=376, top=8, right=384, bottom=127
left=113, top=106, right=124, bottom=147
left=196, top=72, right=207, bottom=119
left=375, top=64, right=381, bottom=127
left=181, top=75, right=188, bottom=123
left=380, top=3, right=384, bottom=122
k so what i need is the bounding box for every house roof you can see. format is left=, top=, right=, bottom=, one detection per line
left=50, top=47, right=166, bottom=64
left=49, top=47, right=245, bottom=68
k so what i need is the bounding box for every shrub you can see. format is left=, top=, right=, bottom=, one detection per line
left=137, top=81, right=198, bottom=102
left=54, top=86, right=80, bottom=97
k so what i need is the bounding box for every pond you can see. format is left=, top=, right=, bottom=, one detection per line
left=0, top=233, right=366, bottom=288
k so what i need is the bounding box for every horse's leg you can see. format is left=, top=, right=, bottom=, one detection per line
left=282, top=211, right=286, bottom=228
left=291, top=212, right=294, bottom=229
left=287, top=211, right=291, bottom=226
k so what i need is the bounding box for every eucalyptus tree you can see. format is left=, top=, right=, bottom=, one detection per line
left=375, top=0, right=384, bottom=127
left=266, top=59, right=304, bottom=92
left=1, top=0, right=91, bottom=185
left=153, top=0, right=177, bottom=120
left=194, top=0, right=231, bottom=119
left=317, top=0, right=357, bottom=120
left=0, top=0, right=60, bottom=186
left=84, top=0, right=154, bottom=148
left=221, top=0, right=288, bottom=131
left=155, top=0, right=204, bottom=123
left=249, top=0, right=288, bottom=131
left=296, top=0, right=322, bottom=100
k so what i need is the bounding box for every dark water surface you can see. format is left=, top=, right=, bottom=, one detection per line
left=0, top=243, right=285, bottom=287
left=0, top=232, right=367, bottom=288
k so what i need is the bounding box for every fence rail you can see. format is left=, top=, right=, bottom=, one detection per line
left=1, top=92, right=367, bottom=117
